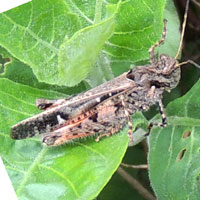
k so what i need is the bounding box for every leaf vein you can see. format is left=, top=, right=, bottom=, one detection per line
left=16, top=148, right=48, bottom=195
left=0, top=104, right=33, bottom=117
left=67, top=0, right=93, bottom=24
left=39, top=164, right=80, bottom=198
left=75, top=142, right=106, bottom=160
left=1, top=13, right=59, bottom=53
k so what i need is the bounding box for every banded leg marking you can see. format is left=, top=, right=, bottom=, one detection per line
left=95, top=132, right=112, bottom=142
left=149, top=19, right=167, bottom=66
left=146, top=99, right=168, bottom=136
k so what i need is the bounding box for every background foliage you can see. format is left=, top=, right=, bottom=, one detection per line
left=0, top=0, right=199, bottom=199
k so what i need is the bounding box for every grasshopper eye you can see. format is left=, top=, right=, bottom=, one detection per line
left=127, top=69, right=135, bottom=80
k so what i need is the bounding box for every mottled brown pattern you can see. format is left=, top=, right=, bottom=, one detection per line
left=11, top=3, right=195, bottom=146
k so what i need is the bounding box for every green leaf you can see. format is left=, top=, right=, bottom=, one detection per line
left=0, top=0, right=81, bottom=86
left=0, top=0, right=186, bottom=199
left=0, top=46, right=86, bottom=94
left=58, top=3, right=118, bottom=86
left=149, top=79, right=200, bottom=200
left=157, top=0, right=181, bottom=57
left=106, top=0, right=167, bottom=74
left=0, top=0, right=171, bottom=86
left=0, top=79, right=129, bottom=200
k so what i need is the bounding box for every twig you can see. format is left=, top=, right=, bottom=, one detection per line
left=121, top=163, right=148, bottom=169
left=192, top=0, right=200, bottom=8
left=117, top=167, right=156, bottom=200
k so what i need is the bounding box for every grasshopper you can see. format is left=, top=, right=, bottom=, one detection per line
left=11, top=0, right=199, bottom=146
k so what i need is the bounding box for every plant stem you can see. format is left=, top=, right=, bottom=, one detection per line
left=117, top=167, right=156, bottom=200
left=121, top=163, right=148, bottom=169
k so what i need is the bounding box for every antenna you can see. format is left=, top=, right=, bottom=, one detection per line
left=175, top=0, right=200, bottom=69
left=175, top=0, right=190, bottom=60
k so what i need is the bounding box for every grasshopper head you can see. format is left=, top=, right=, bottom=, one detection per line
left=157, top=54, right=177, bottom=73
left=149, top=54, right=181, bottom=91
